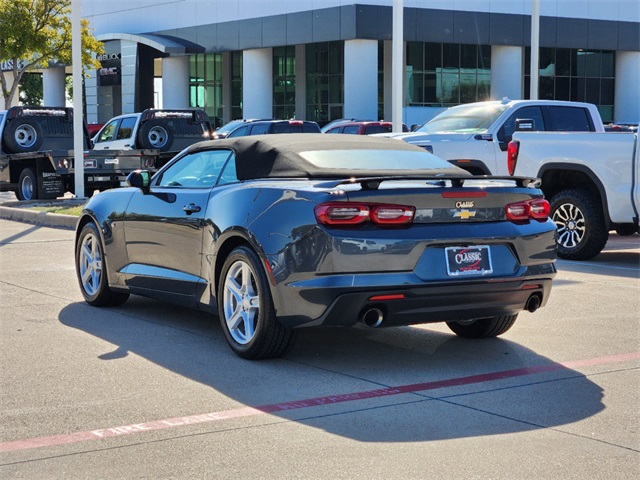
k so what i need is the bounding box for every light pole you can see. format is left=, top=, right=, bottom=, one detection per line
left=72, top=0, right=85, bottom=198
left=392, top=0, right=403, bottom=132
left=530, top=0, right=540, bottom=100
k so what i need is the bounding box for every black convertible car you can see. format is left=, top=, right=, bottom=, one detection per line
left=75, top=134, right=557, bottom=359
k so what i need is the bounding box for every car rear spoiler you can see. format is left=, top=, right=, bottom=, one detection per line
left=314, top=175, right=541, bottom=190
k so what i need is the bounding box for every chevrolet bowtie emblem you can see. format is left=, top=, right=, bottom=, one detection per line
left=453, top=209, right=476, bottom=219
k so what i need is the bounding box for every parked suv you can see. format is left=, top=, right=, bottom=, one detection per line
left=324, top=121, right=409, bottom=135
left=224, top=119, right=321, bottom=137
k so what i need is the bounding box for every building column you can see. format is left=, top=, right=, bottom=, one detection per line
left=243, top=48, right=272, bottom=119
left=42, top=66, right=66, bottom=107
left=295, top=45, right=306, bottom=120
left=490, top=46, right=524, bottom=101
left=162, top=56, right=189, bottom=109
left=84, top=67, right=99, bottom=124
left=343, top=40, right=378, bottom=121
left=614, top=51, right=640, bottom=124
left=383, top=41, right=393, bottom=121
left=120, top=40, right=138, bottom=114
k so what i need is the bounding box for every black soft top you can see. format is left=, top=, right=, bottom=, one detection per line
left=185, top=134, right=464, bottom=180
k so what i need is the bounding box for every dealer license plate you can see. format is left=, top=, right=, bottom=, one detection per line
left=445, top=246, right=493, bottom=276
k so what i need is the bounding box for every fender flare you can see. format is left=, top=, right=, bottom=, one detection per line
left=537, top=162, right=612, bottom=227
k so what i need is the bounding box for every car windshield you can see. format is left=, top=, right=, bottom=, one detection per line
left=417, top=104, right=509, bottom=134
left=299, top=149, right=457, bottom=171
left=216, top=120, right=247, bottom=134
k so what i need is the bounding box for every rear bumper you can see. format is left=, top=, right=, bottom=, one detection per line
left=276, top=264, right=556, bottom=329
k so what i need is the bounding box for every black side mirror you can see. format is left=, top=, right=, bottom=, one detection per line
left=127, top=170, right=151, bottom=194
left=410, top=124, right=420, bottom=132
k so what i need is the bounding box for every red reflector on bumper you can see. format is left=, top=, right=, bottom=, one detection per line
left=368, top=294, right=405, bottom=301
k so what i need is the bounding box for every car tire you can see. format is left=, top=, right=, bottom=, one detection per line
left=447, top=314, right=518, bottom=338
left=76, top=222, right=130, bottom=307
left=218, top=246, right=297, bottom=360
left=550, top=189, right=608, bottom=260
left=137, top=119, right=174, bottom=151
left=16, top=168, right=38, bottom=201
left=2, top=118, right=44, bottom=153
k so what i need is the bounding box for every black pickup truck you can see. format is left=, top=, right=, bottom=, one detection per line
left=0, top=106, right=213, bottom=200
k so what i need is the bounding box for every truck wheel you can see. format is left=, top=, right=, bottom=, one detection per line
left=3, top=118, right=44, bottom=153
left=137, top=119, right=174, bottom=151
left=447, top=314, right=518, bottom=338
left=550, top=189, right=609, bottom=260
left=16, top=168, right=38, bottom=201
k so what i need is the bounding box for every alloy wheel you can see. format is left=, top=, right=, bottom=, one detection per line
left=223, top=260, right=260, bottom=345
left=553, top=202, right=586, bottom=249
left=79, top=232, right=103, bottom=297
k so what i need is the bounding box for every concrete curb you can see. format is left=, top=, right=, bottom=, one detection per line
left=0, top=201, right=81, bottom=230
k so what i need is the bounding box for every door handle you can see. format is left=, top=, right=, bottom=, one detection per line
left=183, top=203, right=201, bottom=214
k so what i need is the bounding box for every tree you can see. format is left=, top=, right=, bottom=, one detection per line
left=19, top=73, right=43, bottom=105
left=0, top=0, right=104, bottom=109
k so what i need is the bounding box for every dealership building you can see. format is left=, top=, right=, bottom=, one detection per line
left=38, top=0, right=640, bottom=127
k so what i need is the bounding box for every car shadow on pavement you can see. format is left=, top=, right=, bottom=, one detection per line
left=58, top=298, right=605, bottom=443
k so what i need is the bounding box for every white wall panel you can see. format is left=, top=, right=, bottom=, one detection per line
left=343, top=40, right=378, bottom=121
left=614, top=51, right=640, bottom=123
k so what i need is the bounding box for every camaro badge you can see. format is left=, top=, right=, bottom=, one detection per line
left=453, top=209, right=477, bottom=219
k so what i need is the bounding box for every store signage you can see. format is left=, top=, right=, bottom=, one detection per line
left=98, top=52, right=121, bottom=87
left=1, top=60, right=26, bottom=72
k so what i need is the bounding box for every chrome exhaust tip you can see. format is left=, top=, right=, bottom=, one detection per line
left=361, top=307, right=384, bottom=328
left=525, top=294, right=542, bottom=313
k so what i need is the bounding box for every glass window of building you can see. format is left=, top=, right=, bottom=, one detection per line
left=524, top=48, right=616, bottom=123
left=273, top=46, right=296, bottom=119
left=231, top=52, right=243, bottom=120
left=189, top=54, right=223, bottom=124
left=306, top=41, right=344, bottom=126
left=406, top=42, right=491, bottom=108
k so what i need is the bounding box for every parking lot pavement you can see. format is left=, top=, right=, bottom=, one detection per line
left=1, top=218, right=638, bottom=479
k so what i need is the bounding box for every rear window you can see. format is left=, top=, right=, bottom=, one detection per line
left=364, top=125, right=392, bottom=135
left=299, top=149, right=457, bottom=171
left=548, top=106, right=594, bottom=132
left=302, top=123, right=321, bottom=133
left=271, top=123, right=294, bottom=134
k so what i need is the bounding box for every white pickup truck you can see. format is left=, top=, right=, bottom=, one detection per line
left=509, top=129, right=639, bottom=260
left=378, top=99, right=605, bottom=176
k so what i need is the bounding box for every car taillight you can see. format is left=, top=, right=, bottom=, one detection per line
left=315, top=203, right=415, bottom=226
left=506, top=199, right=550, bottom=222
left=507, top=140, right=519, bottom=176
left=289, top=120, right=303, bottom=126
left=370, top=206, right=415, bottom=224
left=529, top=198, right=551, bottom=219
